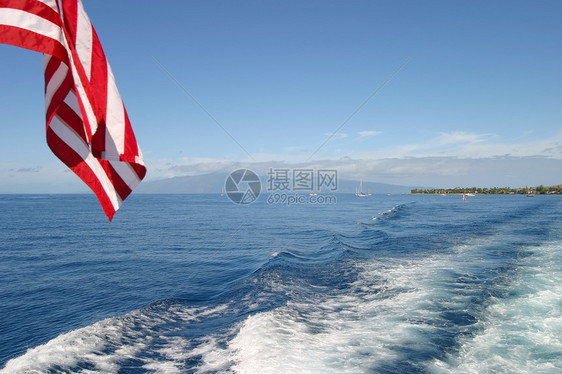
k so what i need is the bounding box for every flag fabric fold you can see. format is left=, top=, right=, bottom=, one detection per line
left=0, top=0, right=146, bottom=220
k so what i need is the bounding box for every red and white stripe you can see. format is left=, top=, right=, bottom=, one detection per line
left=0, top=0, right=146, bottom=220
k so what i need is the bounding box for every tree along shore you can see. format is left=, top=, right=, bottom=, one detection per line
left=411, top=185, right=562, bottom=195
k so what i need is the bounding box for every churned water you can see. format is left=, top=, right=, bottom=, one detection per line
left=1, top=194, right=561, bottom=373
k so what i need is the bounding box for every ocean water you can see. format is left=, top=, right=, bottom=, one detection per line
left=0, top=193, right=561, bottom=373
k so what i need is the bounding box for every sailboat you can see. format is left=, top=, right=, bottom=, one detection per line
left=355, top=180, right=372, bottom=197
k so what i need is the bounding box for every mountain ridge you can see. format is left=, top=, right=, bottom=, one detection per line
left=136, top=172, right=415, bottom=194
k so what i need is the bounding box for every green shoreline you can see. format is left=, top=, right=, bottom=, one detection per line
left=411, top=185, right=562, bottom=195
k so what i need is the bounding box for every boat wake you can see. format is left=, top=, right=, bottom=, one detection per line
left=370, top=202, right=412, bottom=221
left=2, top=196, right=561, bottom=373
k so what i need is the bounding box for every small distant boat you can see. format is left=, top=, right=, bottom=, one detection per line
left=309, top=193, right=318, bottom=196
left=526, top=186, right=535, bottom=197
left=355, top=180, right=372, bottom=197
left=466, top=193, right=476, bottom=197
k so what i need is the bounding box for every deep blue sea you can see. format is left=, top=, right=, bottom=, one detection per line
left=1, top=193, right=561, bottom=373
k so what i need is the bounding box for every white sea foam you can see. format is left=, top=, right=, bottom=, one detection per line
left=1, top=304, right=227, bottom=373
left=5, top=205, right=561, bottom=373
left=193, top=229, right=562, bottom=373
left=371, top=203, right=407, bottom=220
left=428, top=240, right=562, bottom=373
left=196, top=237, right=504, bottom=373
left=1, top=315, right=136, bottom=373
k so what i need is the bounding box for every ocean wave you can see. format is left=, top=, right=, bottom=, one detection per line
left=195, top=225, right=562, bottom=373
left=370, top=202, right=413, bottom=222
left=3, top=195, right=561, bottom=373
left=0, top=301, right=232, bottom=373
left=428, top=240, right=562, bottom=373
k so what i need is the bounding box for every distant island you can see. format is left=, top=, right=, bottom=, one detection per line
left=411, top=185, right=562, bottom=195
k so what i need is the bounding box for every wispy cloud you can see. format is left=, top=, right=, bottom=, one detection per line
left=144, top=154, right=562, bottom=189
left=358, top=130, right=382, bottom=137
left=0, top=163, right=86, bottom=193
left=324, top=132, right=348, bottom=139
left=348, top=130, right=562, bottom=160
left=11, top=166, right=42, bottom=173
left=435, top=131, right=493, bottom=145
left=136, top=129, right=562, bottom=189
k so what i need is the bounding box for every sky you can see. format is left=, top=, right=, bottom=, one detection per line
left=0, top=0, right=561, bottom=192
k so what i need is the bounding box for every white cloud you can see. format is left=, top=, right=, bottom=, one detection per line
left=358, top=130, right=382, bottom=137
left=0, top=161, right=87, bottom=193
left=2, top=130, right=561, bottom=192
left=323, top=132, right=348, bottom=139
left=435, top=131, right=493, bottom=145
left=138, top=127, right=560, bottom=189
left=348, top=130, right=562, bottom=160
left=139, top=153, right=562, bottom=189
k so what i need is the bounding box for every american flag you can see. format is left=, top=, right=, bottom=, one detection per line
left=0, top=0, right=146, bottom=220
